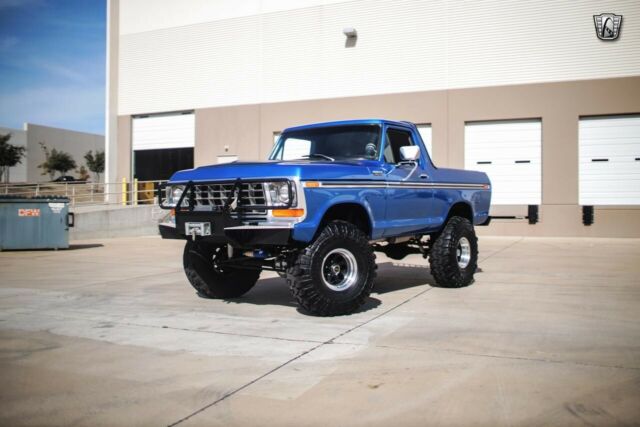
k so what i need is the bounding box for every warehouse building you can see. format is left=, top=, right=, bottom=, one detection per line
left=106, top=0, right=640, bottom=237
left=0, top=123, right=104, bottom=183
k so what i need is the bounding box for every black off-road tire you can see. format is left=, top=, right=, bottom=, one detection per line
left=183, top=241, right=260, bottom=298
left=429, top=216, right=478, bottom=288
left=287, top=221, right=376, bottom=316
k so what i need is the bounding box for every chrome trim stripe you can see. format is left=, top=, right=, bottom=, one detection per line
left=306, top=181, right=488, bottom=190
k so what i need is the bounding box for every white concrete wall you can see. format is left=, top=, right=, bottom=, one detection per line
left=0, top=126, right=27, bottom=183
left=70, top=205, right=161, bottom=240
left=105, top=0, right=120, bottom=193
left=119, top=0, right=350, bottom=34
left=118, top=0, right=640, bottom=115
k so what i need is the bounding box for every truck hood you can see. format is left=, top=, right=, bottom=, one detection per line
left=169, top=159, right=381, bottom=182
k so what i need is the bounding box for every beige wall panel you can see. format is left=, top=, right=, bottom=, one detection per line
left=117, top=76, right=640, bottom=236
left=477, top=205, right=640, bottom=238
left=258, top=90, right=448, bottom=161
left=116, top=116, right=131, bottom=183
left=541, top=109, right=579, bottom=205
left=195, top=106, right=261, bottom=165
left=588, top=208, right=640, bottom=238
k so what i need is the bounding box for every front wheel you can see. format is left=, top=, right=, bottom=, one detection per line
left=429, top=216, right=478, bottom=288
left=287, top=221, right=376, bottom=316
left=183, top=241, right=260, bottom=298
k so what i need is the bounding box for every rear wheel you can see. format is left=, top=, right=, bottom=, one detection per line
left=183, top=241, right=260, bottom=298
left=429, top=216, right=478, bottom=288
left=287, top=221, right=376, bottom=316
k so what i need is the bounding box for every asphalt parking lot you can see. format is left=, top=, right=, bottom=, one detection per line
left=1, top=236, right=639, bottom=426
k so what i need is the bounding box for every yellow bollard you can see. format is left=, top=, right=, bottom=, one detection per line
left=122, top=177, right=127, bottom=206
left=133, top=178, right=138, bottom=206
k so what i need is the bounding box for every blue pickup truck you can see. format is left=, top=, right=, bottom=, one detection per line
left=159, top=119, right=491, bottom=316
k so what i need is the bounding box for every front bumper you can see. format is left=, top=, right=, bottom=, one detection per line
left=158, top=178, right=304, bottom=247
left=224, top=226, right=292, bottom=246
left=159, top=212, right=292, bottom=247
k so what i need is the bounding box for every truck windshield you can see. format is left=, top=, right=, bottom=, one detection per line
left=270, top=125, right=381, bottom=161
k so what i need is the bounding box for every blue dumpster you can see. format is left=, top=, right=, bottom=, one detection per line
left=0, top=196, right=74, bottom=250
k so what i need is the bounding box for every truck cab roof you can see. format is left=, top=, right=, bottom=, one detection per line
left=282, top=119, right=416, bottom=133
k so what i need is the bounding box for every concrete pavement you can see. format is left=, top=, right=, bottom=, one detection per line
left=1, top=236, right=639, bottom=426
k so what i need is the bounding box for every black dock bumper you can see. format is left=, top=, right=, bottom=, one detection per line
left=159, top=223, right=185, bottom=240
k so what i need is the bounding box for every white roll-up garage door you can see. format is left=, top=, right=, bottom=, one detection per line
left=579, top=115, right=640, bottom=205
left=465, top=120, right=541, bottom=205
left=132, top=112, right=195, bottom=151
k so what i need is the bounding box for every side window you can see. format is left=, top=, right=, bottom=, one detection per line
left=384, top=129, right=414, bottom=164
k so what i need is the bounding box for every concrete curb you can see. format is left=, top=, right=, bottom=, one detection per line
left=70, top=205, right=164, bottom=240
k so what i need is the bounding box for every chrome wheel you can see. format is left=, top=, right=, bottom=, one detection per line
left=321, top=248, right=358, bottom=291
left=456, top=237, right=471, bottom=269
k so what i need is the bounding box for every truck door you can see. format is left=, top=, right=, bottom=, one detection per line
left=380, top=126, right=434, bottom=236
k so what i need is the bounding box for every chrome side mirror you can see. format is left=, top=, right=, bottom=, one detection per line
left=399, top=145, right=420, bottom=162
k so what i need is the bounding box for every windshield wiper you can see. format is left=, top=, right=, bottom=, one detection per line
left=301, top=153, right=335, bottom=161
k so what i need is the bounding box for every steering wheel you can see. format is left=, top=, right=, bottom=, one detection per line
left=365, top=143, right=377, bottom=159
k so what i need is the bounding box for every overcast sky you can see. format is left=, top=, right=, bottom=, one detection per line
left=0, top=0, right=106, bottom=135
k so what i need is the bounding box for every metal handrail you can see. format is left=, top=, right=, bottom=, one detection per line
left=0, top=179, right=167, bottom=208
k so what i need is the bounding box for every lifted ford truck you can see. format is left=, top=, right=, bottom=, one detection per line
left=159, top=119, right=491, bottom=316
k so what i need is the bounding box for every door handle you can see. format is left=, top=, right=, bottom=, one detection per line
left=419, top=174, right=428, bottom=179
left=372, top=170, right=384, bottom=176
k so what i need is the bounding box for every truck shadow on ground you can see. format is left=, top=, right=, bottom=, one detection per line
left=374, top=261, right=434, bottom=294
left=67, top=243, right=104, bottom=250
left=227, top=261, right=436, bottom=314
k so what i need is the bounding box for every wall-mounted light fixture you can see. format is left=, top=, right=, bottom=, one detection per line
left=343, top=27, right=357, bottom=47
left=343, top=27, right=357, bottom=38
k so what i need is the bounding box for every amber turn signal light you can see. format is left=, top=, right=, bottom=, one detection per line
left=272, top=208, right=305, bottom=217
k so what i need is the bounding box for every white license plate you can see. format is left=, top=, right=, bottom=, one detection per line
left=185, top=222, right=211, bottom=237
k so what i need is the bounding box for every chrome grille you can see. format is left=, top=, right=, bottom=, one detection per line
left=192, top=182, right=267, bottom=218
